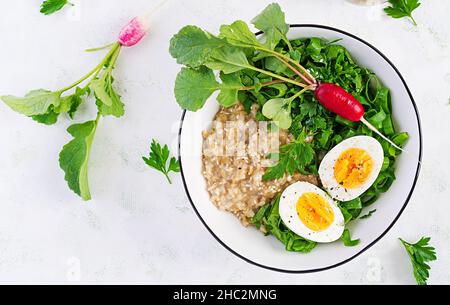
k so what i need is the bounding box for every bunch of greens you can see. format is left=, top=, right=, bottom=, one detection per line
left=1, top=43, right=124, bottom=200
left=40, top=0, right=73, bottom=15
left=400, top=237, right=437, bottom=285
left=170, top=3, right=409, bottom=251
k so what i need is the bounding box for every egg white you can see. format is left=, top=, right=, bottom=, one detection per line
left=319, top=136, right=384, bottom=202
left=279, top=182, right=345, bottom=243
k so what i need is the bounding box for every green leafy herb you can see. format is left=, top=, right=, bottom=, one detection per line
left=40, top=0, right=73, bottom=15
left=1, top=42, right=126, bottom=200
left=251, top=195, right=317, bottom=253
left=59, top=116, right=99, bottom=201
left=384, top=0, right=421, bottom=26
left=399, top=237, right=437, bottom=285
left=263, top=130, right=315, bottom=181
left=143, top=140, right=180, bottom=184
left=341, top=229, right=360, bottom=247
left=359, top=209, right=377, bottom=219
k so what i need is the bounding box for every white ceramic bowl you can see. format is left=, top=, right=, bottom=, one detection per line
left=178, top=25, right=422, bottom=273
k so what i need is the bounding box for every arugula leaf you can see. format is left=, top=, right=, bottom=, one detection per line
left=1, top=89, right=62, bottom=117
left=169, top=26, right=226, bottom=68
left=143, top=139, right=180, bottom=184
left=263, top=131, right=315, bottom=181
left=252, top=195, right=317, bottom=253
left=341, top=229, right=360, bottom=247
left=400, top=237, right=437, bottom=285
left=217, top=72, right=243, bottom=107
left=384, top=0, right=421, bottom=26
left=59, top=117, right=99, bottom=201
left=174, top=67, right=220, bottom=111
left=251, top=3, right=290, bottom=50
left=40, top=0, right=73, bottom=15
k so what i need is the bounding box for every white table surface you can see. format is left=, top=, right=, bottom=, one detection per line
left=0, top=0, right=449, bottom=284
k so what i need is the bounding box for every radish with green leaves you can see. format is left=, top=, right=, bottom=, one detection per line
left=1, top=12, right=154, bottom=200
left=170, top=3, right=404, bottom=151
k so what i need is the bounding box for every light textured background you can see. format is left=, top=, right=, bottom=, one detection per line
left=0, top=0, right=448, bottom=284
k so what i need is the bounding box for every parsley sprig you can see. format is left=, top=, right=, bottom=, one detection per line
left=262, top=130, right=316, bottom=181
left=143, top=140, right=180, bottom=184
left=40, top=0, right=73, bottom=15
left=400, top=237, right=436, bottom=285
left=384, top=0, right=421, bottom=26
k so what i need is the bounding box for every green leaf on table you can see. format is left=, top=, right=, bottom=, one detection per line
left=169, top=25, right=226, bottom=68
left=174, top=66, right=220, bottom=111
left=251, top=3, right=289, bottom=50
left=219, top=20, right=262, bottom=49
left=217, top=72, right=243, bottom=107
left=205, top=46, right=251, bottom=74
left=143, top=139, right=180, bottom=184
left=400, top=237, right=436, bottom=285
left=59, top=118, right=99, bottom=201
left=40, top=0, right=72, bottom=15
left=1, top=89, right=62, bottom=116
left=384, top=0, right=421, bottom=26
left=341, top=229, right=360, bottom=247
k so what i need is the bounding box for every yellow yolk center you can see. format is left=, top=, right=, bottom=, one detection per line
left=334, top=148, right=374, bottom=189
left=296, top=192, right=334, bottom=232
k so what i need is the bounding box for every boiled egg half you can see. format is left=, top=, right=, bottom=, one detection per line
left=319, top=136, right=384, bottom=202
left=279, top=182, right=345, bottom=243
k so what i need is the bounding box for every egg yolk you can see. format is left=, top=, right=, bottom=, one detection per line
left=334, top=148, right=373, bottom=189
left=296, top=192, right=334, bottom=232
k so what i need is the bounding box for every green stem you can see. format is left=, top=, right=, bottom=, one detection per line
left=410, top=15, right=418, bottom=26
left=273, top=54, right=314, bottom=86
left=164, top=172, right=173, bottom=184
left=249, top=66, right=307, bottom=88
left=58, top=43, right=121, bottom=93
left=286, top=84, right=316, bottom=111
left=240, top=79, right=285, bottom=91
left=283, top=37, right=294, bottom=52
left=255, top=46, right=316, bottom=84
left=85, top=42, right=116, bottom=53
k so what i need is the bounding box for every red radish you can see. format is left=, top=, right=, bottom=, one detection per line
left=315, top=82, right=403, bottom=151
left=315, top=83, right=364, bottom=122
left=118, top=0, right=169, bottom=47
left=119, top=16, right=150, bottom=47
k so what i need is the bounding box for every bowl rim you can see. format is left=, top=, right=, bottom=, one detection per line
left=177, top=24, right=423, bottom=273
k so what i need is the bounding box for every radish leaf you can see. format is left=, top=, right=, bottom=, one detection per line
left=169, top=26, right=226, bottom=68
left=174, top=67, right=220, bottom=111
left=251, top=3, right=289, bottom=50
left=217, top=72, right=243, bottom=107
left=59, top=117, right=99, bottom=201
left=1, top=89, right=62, bottom=116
